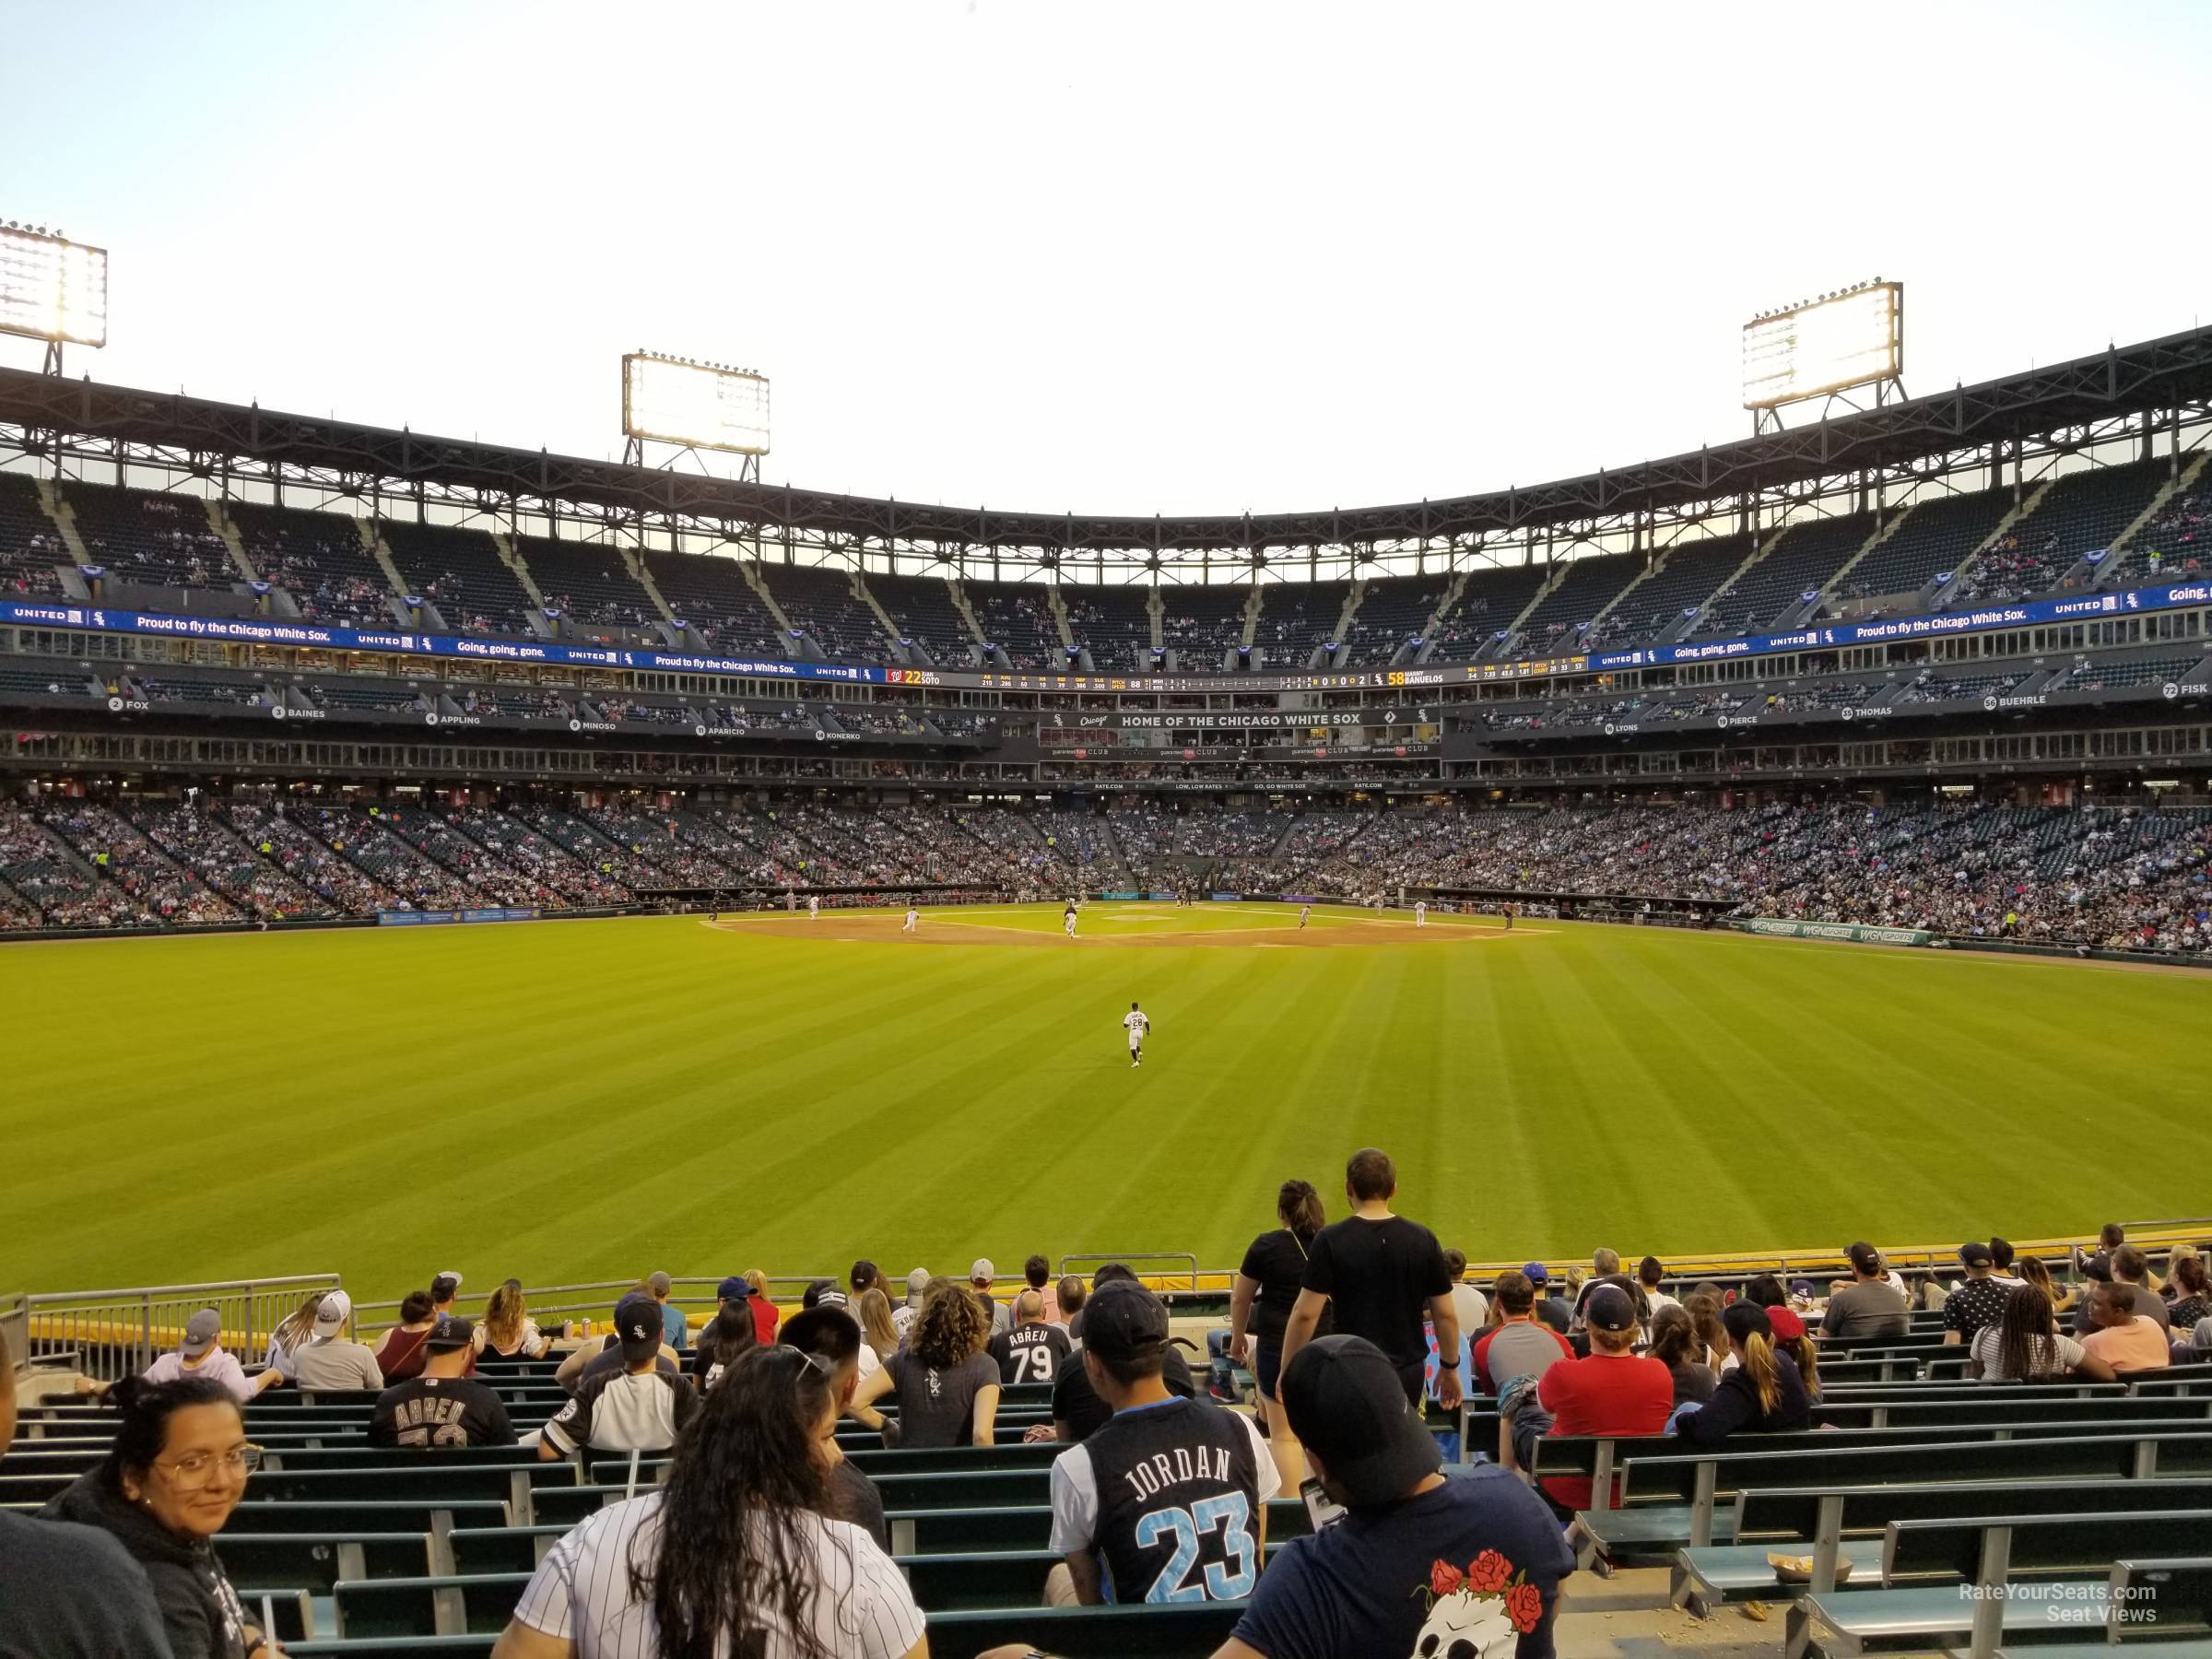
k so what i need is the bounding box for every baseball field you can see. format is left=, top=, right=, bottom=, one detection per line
left=6, top=901, right=2208, bottom=1299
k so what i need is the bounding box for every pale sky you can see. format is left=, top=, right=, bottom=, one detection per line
left=6, top=2, right=2206, bottom=519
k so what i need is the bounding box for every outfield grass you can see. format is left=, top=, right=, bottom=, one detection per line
left=6, top=903, right=2208, bottom=1300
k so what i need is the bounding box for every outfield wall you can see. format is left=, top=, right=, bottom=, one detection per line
left=1727, top=913, right=2212, bottom=969
left=1732, top=917, right=1933, bottom=947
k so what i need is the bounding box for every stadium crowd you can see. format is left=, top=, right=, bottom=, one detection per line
left=12, top=1143, right=2212, bottom=1659
left=0, top=795, right=2205, bottom=952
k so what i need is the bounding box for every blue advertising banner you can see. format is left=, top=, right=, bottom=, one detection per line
left=4, top=578, right=2207, bottom=691
left=0, top=601, right=888, bottom=685
left=1587, top=581, right=2212, bottom=673
left=379, top=907, right=542, bottom=926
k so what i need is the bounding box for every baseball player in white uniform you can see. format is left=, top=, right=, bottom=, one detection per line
left=807, top=894, right=820, bottom=920
left=1065, top=902, right=1079, bottom=939
left=1300, top=904, right=1312, bottom=929
left=1124, top=1001, right=1151, bottom=1066
left=1415, top=900, right=1428, bottom=927
left=903, top=905, right=919, bottom=934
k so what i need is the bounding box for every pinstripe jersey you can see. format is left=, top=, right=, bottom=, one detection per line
left=511, top=1491, right=925, bottom=1658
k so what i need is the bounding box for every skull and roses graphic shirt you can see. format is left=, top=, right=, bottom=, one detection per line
left=1228, top=1463, right=1574, bottom=1659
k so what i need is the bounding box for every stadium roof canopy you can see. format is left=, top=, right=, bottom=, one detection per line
left=2, top=326, right=2209, bottom=571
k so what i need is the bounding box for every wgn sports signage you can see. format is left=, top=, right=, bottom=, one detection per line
left=1732, top=917, right=1931, bottom=947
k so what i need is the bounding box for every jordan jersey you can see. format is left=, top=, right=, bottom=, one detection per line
left=1053, top=1396, right=1270, bottom=1604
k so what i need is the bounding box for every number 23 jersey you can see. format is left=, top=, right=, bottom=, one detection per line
left=1050, top=1395, right=1280, bottom=1602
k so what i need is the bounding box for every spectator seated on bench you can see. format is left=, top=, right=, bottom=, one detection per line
left=492, top=1344, right=925, bottom=1658
left=371, top=1318, right=517, bottom=1450
left=535, top=1296, right=695, bottom=1463
left=0, top=1328, right=176, bottom=1657
left=39, top=1372, right=282, bottom=1659
left=1213, top=1334, right=1573, bottom=1659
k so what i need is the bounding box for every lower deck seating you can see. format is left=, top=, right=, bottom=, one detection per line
left=19, top=1292, right=2212, bottom=1656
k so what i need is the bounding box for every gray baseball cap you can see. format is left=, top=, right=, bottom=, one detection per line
left=180, top=1308, right=222, bottom=1359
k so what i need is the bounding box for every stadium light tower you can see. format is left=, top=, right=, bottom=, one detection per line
left=620, top=351, right=771, bottom=481
left=0, top=221, right=109, bottom=376
left=1741, top=278, right=1903, bottom=434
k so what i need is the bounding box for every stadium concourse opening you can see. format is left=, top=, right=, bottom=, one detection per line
left=706, top=900, right=1555, bottom=948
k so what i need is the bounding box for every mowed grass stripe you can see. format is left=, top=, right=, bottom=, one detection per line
left=6, top=912, right=2212, bottom=1292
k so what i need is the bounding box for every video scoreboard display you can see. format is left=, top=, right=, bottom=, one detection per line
left=1035, top=707, right=1441, bottom=760
left=972, top=666, right=1458, bottom=696
left=1742, top=281, right=1904, bottom=410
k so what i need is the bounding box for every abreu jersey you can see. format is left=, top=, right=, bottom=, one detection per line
left=1053, top=1396, right=1275, bottom=1604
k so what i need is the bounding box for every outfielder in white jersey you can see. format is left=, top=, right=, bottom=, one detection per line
left=1415, top=900, right=1427, bottom=927
left=1124, top=1001, right=1151, bottom=1066
left=807, top=894, right=819, bottom=919
left=1065, top=902, right=1079, bottom=939
left=903, top=906, right=918, bottom=934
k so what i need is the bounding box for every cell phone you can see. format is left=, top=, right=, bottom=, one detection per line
left=1300, top=1477, right=1347, bottom=1532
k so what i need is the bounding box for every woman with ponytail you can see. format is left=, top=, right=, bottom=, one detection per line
left=492, top=1344, right=925, bottom=1659
left=262, top=1290, right=327, bottom=1382
left=1673, top=1302, right=1812, bottom=1446
left=1229, top=1177, right=1333, bottom=1487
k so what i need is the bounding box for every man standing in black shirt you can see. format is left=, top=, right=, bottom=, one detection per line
left=1047, top=1280, right=1278, bottom=1605
left=1281, top=1147, right=1462, bottom=1409
left=371, top=1317, right=516, bottom=1448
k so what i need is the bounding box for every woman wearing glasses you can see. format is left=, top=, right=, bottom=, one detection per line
left=40, top=1373, right=279, bottom=1659
left=494, top=1343, right=926, bottom=1659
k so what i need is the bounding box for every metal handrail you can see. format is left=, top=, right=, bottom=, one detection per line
left=2, top=1292, right=27, bottom=1375
left=349, top=1274, right=860, bottom=1332
left=24, top=1274, right=341, bottom=1382
left=25, top=1220, right=2196, bottom=1381
left=1058, top=1253, right=1202, bottom=1293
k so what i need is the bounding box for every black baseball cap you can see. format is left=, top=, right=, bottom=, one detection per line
left=1959, top=1241, right=1994, bottom=1269
left=425, top=1315, right=474, bottom=1351
left=1081, top=1280, right=1169, bottom=1361
left=613, top=1295, right=663, bottom=1351
left=1585, top=1284, right=1638, bottom=1334
left=1279, top=1335, right=1441, bottom=1507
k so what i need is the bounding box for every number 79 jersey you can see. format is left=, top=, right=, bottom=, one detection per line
left=1049, top=1395, right=1280, bottom=1603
